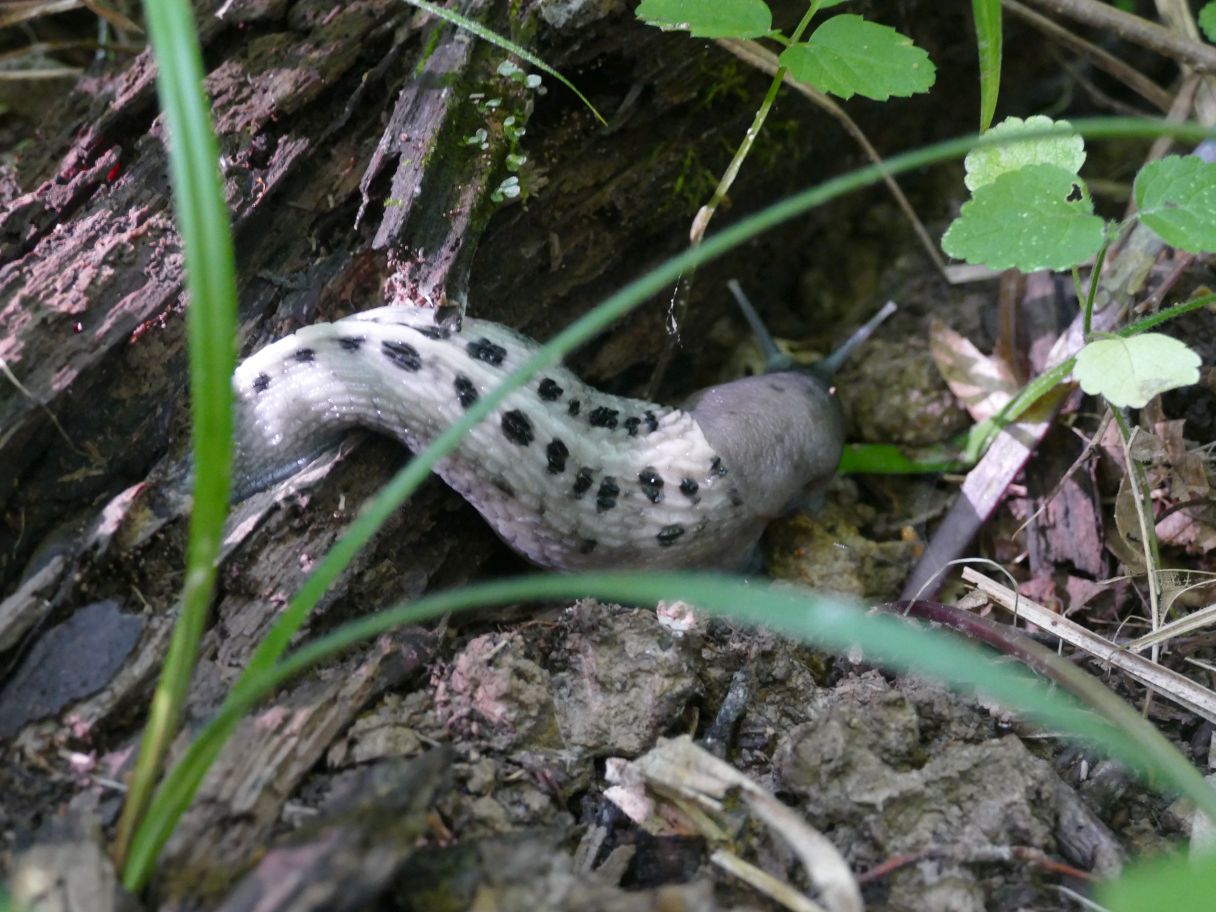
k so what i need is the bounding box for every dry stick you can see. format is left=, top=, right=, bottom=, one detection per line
left=1014, top=0, right=1216, bottom=74
left=719, top=38, right=948, bottom=278
left=1003, top=0, right=1173, bottom=113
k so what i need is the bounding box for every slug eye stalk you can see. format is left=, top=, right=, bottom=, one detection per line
left=727, top=279, right=896, bottom=381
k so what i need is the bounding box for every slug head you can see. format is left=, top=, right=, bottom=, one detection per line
left=684, top=370, right=844, bottom=521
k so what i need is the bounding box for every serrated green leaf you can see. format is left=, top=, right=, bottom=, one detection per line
left=1074, top=334, right=1200, bottom=408
left=635, top=0, right=772, bottom=39
left=965, top=115, right=1085, bottom=191
left=1200, top=1, right=1216, bottom=42
left=942, top=164, right=1104, bottom=271
left=1098, top=852, right=1216, bottom=912
left=1134, top=155, right=1216, bottom=253
left=778, top=14, right=935, bottom=101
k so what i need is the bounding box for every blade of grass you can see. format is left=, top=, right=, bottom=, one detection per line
left=401, top=0, right=606, bottom=126
left=972, top=0, right=1002, bottom=132
left=112, top=0, right=237, bottom=870
left=123, top=116, right=1216, bottom=889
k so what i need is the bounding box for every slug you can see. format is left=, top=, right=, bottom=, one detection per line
left=232, top=300, right=893, bottom=571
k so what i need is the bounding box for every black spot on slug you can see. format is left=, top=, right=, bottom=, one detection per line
left=493, top=478, right=515, bottom=499
left=596, top=477, right=620, bottom=512
left=546, top=439, right=569, bottom=474
left=252, top=373, right=271, bottom=393
left=768, top=383, right=786, bottom=393
left=579, top=539, right=598, bottom=555
left=382, top=339, right=422, bottom=371
left=589, top=406, right=619, bottom=429
left=623, top=417, right=641, bottom=436
left=572, top=468, right=593, bottom=498
left=412, top=324, right=451, bottom=340
left=679, top=478, right=699, bottom=499
left=644, top=410, right=659, bottom=433
left=728, top=486, right=744, bottom=507
left=567, top=399, right=581, bottom=416
left=295, top=348, right=316, bottom=363
left=501, top=410, right=534, bottom=446
left=710, top=456, right=728, bottom=477
left=339, top=336, right=364, bottom=351
left=657, top=524, right=685, bottom=546
left=638, top=467, right=664, bottom=504
left=454, top=375, right=478, bottom=409
left=538, top=378, right=563, bottom=401
left=467, top=337, right=507, bottom=366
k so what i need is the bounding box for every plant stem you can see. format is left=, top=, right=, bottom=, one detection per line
left=1111, top=406, right=1163, bottom=668
left=649, top=2, right=825, bottom=397
left=1082, top=237, right=1109, bottom=337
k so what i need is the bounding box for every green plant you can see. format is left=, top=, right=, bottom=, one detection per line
left=636, top=0, right=935, bottom=102
left=943, top=114, right=1211, bottom=409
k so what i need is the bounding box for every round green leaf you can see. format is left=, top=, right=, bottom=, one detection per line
left=964, top=115, right=1085, bottom=191
left=634, top=0, right=773, bottom=39
left=1133, top=155, right=1216, bottom=253
left=778, top=14, right=935, bottom=101
left=1073, top=334, right=1201, bottom=408
left=941, top=164, right=1105, bottom=271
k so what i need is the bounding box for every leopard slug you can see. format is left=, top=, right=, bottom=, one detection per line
left=232, top=301, right=893, bottom=571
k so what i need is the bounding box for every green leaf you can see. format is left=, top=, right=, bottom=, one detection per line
left=778, top=14, right=935, bottom=101
left=972, top=0, right=1002, bottom=132
left=1074, top=334, right=1201, bottom=408
left=634, top=0, right=772, bottom=39
left=942, top=164, right=1105, bottom=271
left=1200, top=2, right=1216, bottom=43
left=965, top=115, right=1085, bottom=191
left=1134, top=154, right=1216, bottom=253
left=1098, top=851, right=1216, bottom=912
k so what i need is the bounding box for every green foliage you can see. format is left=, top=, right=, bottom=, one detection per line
left=778, top=15, right=935, bottom=101
left=115, top=0, right=236, bottom=871
left=942, top=163, right=1105, bottom=271
left=634, top=0, right=772, bottom=38
left=1098, top=851, right=1216, bottom=911
left=1134, top=154, right=1216, bottom=252
left=1200, top=1, right=1216, bottom=43
left=971, top=0, right=1001, bottom=131
left=943, top=117, right=1209, bottom=414
left=963, top=115, right=1085, bottom=190
left=1074, top=334, right=1202, bottom=408
left=635, top=2, right=934, bottom=103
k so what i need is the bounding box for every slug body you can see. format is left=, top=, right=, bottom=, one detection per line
left=233, top=305, right=844, bottom=571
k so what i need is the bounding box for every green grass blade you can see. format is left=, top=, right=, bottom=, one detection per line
left=972, top=0, right=1002, bottom=131
left=123, top=116, right=1216, bottom=889
left=114, top=0, right=237, bottom=872
left=402, top=0, right=606, bottom=125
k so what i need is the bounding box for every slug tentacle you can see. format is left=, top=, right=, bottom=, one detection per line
left=234, top=304, right=842, bottom=570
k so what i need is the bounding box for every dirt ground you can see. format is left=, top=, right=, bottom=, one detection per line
left=3, top=1, right=1216, bottom=910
